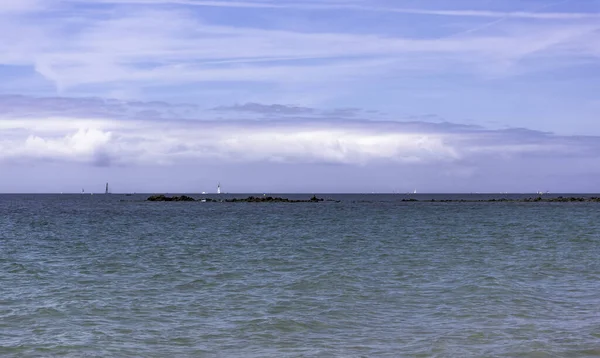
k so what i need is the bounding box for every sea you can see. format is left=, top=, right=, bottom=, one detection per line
left=1, top=193, right=600, bottom=357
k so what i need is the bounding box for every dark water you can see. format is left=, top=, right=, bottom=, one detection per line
left=1, top=194, right=600, bottom=357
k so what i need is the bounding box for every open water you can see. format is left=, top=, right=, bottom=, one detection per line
left=1, top=194, right=600, bottom=357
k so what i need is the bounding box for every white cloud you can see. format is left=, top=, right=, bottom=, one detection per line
left=201, top=128, right=459, bottom=164
left=24, top=128, right=112, bottom=160
left=0, top=115, right=443, bottom=165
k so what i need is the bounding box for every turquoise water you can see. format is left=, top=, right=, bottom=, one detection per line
left=1, top=194, right=600, bottom=357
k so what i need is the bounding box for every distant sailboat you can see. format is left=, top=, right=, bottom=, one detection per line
left=105, top=182, right=110, bottom=194
left=217, top=183, right=221, bottom=194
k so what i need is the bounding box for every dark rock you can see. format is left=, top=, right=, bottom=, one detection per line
left=225, top=196, right=323, bottom=203
left=147, top=194, right=169, bottom=201
left=146, top=194, right=600, bottom=204
left=147, top=194, right=326, bottom=203
left=147, top=195, right=195, bottom=202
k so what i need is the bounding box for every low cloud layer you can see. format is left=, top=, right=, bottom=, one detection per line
left=212, top=102, right=375, bottom=119
left=0, top=95, right=198, bottom=119
left=1, top=117, right=460, bottom=166
left=213, top=103, right=314, bottom=115
left=1, top=96, right=598, bottom=168
left=1, top=95, right=599, bottom=192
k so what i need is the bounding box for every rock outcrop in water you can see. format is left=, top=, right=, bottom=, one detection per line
left=147, top=194, right=196, bottom=202
left=146, top=195, right=326, bottom=203
left=146, top=195, right=600, bottom=203
left=533, top=196, right=600, bottom=202
left=227, top=195, right=324, bottom=203
left=399, top=196, right=600, bottom=203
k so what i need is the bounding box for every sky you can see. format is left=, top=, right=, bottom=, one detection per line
left=1, top=0, right=600, bottom=193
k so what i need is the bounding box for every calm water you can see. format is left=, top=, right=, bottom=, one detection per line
left=1, top=194, right=600, bottom=357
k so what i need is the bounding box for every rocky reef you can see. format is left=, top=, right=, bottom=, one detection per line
left=226, top=195, right=324, bottom=203
left=146, top=195, right=326, bottom=203
left=399, top=196, right=600, bottom=203
left=146, top=195, right=600, bottom=204
left=147, top=194, right=196, bottom=202
left=524, top=196, right=600, bottom=203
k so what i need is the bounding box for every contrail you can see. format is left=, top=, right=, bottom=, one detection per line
left=441, top=0, right=574, bottom=39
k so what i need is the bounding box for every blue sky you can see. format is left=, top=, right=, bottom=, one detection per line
left=1, top=0, right=600, bottom=193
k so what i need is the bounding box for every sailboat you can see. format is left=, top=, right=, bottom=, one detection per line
left=217, top=183, right=221, bottom=194
left=105, top=182, right=110, bottom=194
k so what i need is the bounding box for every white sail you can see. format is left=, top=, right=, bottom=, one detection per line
left=217, top=183, right=221, bottom=194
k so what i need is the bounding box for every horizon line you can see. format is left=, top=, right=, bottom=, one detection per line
left=0, top=192, right=597, bottom=195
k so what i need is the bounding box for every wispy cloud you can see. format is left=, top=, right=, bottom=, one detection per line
left=212, top=103, right=316, bottom=115
left=62, top=0, right=600, bottom=20
left=212, top=103, right=372, bottom=118
left=0, top=0, right=44, bottom=13
left=0, top=94, right=198, bottom=119
left=1, top=0, right=598, bottom=97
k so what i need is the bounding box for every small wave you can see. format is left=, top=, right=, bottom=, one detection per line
left=175, top=279, right=210, bottom=290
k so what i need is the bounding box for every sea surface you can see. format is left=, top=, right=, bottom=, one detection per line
left=1, top=193, right=600, bottom=357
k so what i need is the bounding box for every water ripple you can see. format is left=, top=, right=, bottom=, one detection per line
left=1, top=195, right=600, bottom=357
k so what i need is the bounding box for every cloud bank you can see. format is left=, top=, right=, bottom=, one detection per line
left=1, top=96, right=597, bottom=169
